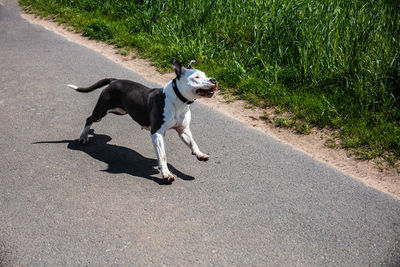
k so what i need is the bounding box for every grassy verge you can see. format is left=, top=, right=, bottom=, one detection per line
left=19, top=0, right=400, bottom=169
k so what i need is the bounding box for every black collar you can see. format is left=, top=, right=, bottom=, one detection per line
left=172, top=78, right=195, bottom=105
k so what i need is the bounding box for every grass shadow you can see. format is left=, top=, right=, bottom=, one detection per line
left=33, top=130, right=195, bottom=185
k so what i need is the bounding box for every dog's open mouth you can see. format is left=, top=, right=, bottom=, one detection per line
left=195, top=87, right=217, bottom=98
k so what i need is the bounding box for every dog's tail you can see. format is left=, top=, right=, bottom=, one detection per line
left=67, top=78, right=117, bottom=93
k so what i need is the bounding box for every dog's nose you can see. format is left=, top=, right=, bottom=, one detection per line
left=209, top=78, right=217, bottom=85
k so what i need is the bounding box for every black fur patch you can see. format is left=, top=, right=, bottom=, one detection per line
left=83, top=79, right=165, bottom=134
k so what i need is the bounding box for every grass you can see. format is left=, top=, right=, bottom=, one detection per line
left=19, top=0, right=400, bottom=167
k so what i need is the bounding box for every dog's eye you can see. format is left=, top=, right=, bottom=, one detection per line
left=195, top=76, right=200, bottom=79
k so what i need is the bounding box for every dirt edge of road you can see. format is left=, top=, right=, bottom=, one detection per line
left=21, top=13, right=400, bottom=200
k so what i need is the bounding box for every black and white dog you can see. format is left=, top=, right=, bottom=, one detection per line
left=67, top=59, right=217, bottom=182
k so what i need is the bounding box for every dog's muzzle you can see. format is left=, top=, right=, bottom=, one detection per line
left=196, top=78, right=217, bottom=98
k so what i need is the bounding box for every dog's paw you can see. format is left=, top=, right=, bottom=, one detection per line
left=193, top=152, right=209, bottom=161
left=163, top=173, right=175, bottom=183
left=79, top=136, right=89, bottom=145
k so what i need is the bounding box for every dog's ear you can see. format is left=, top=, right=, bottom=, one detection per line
left=172, top=58, right=186, bottom=80
left=187, top=60, right=196, bottom=69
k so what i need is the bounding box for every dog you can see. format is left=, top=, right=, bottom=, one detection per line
left=67, top=58, right=217, bottom=182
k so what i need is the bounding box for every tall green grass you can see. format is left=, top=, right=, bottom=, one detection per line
left=20, top=0, right=400, bottom=164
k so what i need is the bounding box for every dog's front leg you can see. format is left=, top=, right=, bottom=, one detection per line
left=151, top=132, right=175, bottom=182
left=176, top=127, right=209, bottom=161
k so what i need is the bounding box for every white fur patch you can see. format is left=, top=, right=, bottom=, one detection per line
left=108, top=108, right=127, bottom=115
left=67, top=84, right=78, bottom=90
left=79, top=125, right=91, bottom=144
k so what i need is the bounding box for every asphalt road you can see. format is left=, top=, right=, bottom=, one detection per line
left=1, top=1, right=399, bottom=266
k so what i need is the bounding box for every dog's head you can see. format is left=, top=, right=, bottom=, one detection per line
left=172, top=58, right=217, bottom=99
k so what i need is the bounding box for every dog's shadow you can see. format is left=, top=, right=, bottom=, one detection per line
left=33, top=130, right=194, bottom=185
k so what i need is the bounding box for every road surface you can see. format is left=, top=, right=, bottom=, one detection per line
left=0, top=0, right=399, bottom=265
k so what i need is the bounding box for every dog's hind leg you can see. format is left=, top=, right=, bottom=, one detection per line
left=79, top=117, right=94, bottom=144
left=79, top=92, right=111, bottom=144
